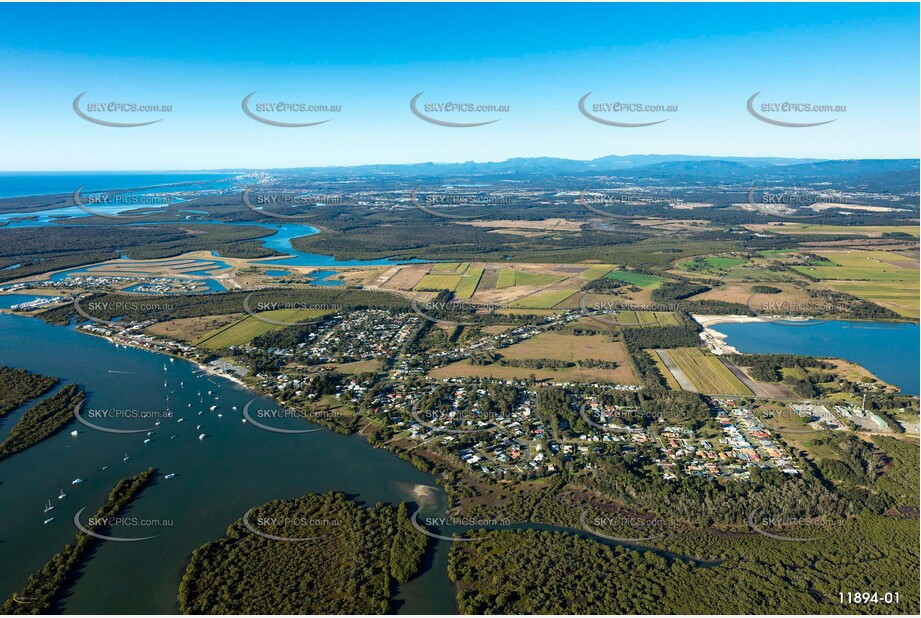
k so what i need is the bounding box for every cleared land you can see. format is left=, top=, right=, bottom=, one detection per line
left=747, top=223, right=920, bottom=238
left=454, top=267, right=484, bottom=299
left=194, top=309, right=332, bottom=349
left=509, top=290, right=577, bottom=309
left=145, top=314, right=239, bottom=342
left=615, top=311, right=680, bottom=327
left=496, top=269, right=566, bottom=289
left=429, top=331, right=637, bottom=384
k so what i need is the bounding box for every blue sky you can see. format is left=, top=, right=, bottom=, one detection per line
left=0, top=2, right=917, bottom=170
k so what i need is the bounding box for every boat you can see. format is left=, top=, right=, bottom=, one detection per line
left=43, top=517, right=54, bottom=524
left=102, top=466, right=108, bottom=470
left=143, top=438, right=151, bottom=444
left=210, top=405, right=217, bottom=411
left=196, top=425, right=201, bottom=430
left=147, top=431, right=153, bottom=436
left=177, top=418, right=184, bottom=423
left=217, top=413, right=223, bottom=418
left=71, top=478, right=84, bottom=485
left=58, top=490, right=67, bottom=499
left=232, top=406, right=238, bottom=411
left=164, top=473, right=176, bottom=479
left=170, top=435, right=176, bottom=439
left=154, top=421, right=161, bottom=426
left=242, top=419, right=247, bottom=423
left=44, top=500, right=54, bottom=513
left=198, top=433, right=206, bottom=440
left=123, top=453, right=130, bottom=461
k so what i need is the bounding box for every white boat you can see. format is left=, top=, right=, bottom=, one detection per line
left=123, top=453, right=130, bottom=461
left=170, top=435, right=176, bottom=439
left=177, top=418, right=184, bottom=423
left=209, top=405, right=217, bottom=411
left=43, top=517, right=54, bottom=524
left=196, top=425, right=201, bottom=430
left=198, top=433, right=206, bottom=440
left=58, top=490, right=67, bottom=500
left=242, top=419, right=247, bottom=423
left=154, top=421, right=161, bottom=426
left=147, top=431, right=153, bottom=436
left=44, top=500, right=54, bottom=513
left=217, top=414, right=222, bottom=418
left=102, top=466, right=108, bottom=470
left=232, top=406, right=238, bottom=411
left=71, top=478, right=84, bottom=485
left=143, top=438, right=151, bottom=444
left=164, top=473, right=176, bottom=479
left=70, top=429, right=79, bottom=436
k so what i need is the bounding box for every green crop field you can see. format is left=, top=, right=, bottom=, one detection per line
left=194, top=309, right=332, bottom=349
left=430, top=262, right=470, bottom=273
left=510, top=289, right=577, bottom=309
left=604, top=270, right=664, bottom=288
left=667, top=347, right=753, bottom=396
left=496, top=269, right=566, bottom=288
left=581, top=265, right=615, bottom=281
left=682, top=256, right=746, bottom=273
left=413, top=274, right=463, bottom=291
left=616, top=311, right=680, bottom=327
left=454, top=267, right=484, bottom=299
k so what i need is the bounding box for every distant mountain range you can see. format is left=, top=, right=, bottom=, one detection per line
left=277, top=155, right=919, bottom=186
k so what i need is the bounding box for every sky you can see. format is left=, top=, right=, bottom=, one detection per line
left=0, top=2, right=918, bottom=171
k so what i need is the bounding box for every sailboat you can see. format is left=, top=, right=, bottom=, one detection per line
left=58, top=489, right=67, bottom=500
left=43, top=517, right=55, bottom=524
left=44, top=500, right=54, bottom=513
left=123, top=453, right=130, bottom=461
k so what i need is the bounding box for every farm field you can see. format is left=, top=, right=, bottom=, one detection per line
left=662, top=347, right=753, bottom=396
left=413, top=273, right=463, bottom=292
left=509, top=289, right=577, bottom=309
left=615, top=311, right=680, bottom=326
left=792, top=250, right=920, bottom=317
left=454, top=267, right=484, bottom=299
left=580, top=265, right=615, bottom=281
left=194, top=308, right=332, bottom=349
left=496, top=269, right=566, bottom=289
left=429, top=331, right=637, bottom=384
left=145, top=314, right=239, bottom=342
left=604, top=270, right=664, bottom=288
left=647, top=349, right=681, bottom=389
left=681, top=256, right=747, bottom=273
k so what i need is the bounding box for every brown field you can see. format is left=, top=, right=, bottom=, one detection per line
left=145, top=314, right=240, bottom=342
left=380, top=264, right=430, bottom=290
left=459, top=218, right=584, bottom=232
left=429, top=331, right=637, bottom=384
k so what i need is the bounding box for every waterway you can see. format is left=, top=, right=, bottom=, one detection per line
left=716, top=320, right=920, bottom=396
left=0, top=312, right=457, bottom=614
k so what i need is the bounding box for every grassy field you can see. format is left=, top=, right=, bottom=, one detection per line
left=145, top=314, right=239, bottom=342
left=496, top=269, right=566, bottom=289
left=581, top=265, right=615, bottom=281
left=604, top=270, right=664, bottom=288
left=615, top=311, right=680, bottom=327
left=792, top=250, right=920, bottom=317
left=509, top=289, right=577, bottom=309
left=194, top=309, right=331, bottom=349
left=454, top=267, right=484, bottom=299
left=413, top=273, right=463, bottom=292
left=666, top=347, right=753, bottom=396
left=430, top=262, right=469, bottom=273
left=429, top=331, right=638, bottom=384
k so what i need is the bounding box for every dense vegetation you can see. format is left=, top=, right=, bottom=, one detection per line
left=0, top=366, right=58, bottom=417
left=0, top=384, right=84, bottom=461
left=177, top=494, right=428, bottom=614
left=1, top=468, right=156, bottom=614
left=449, top=520, right=919, bottom=614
